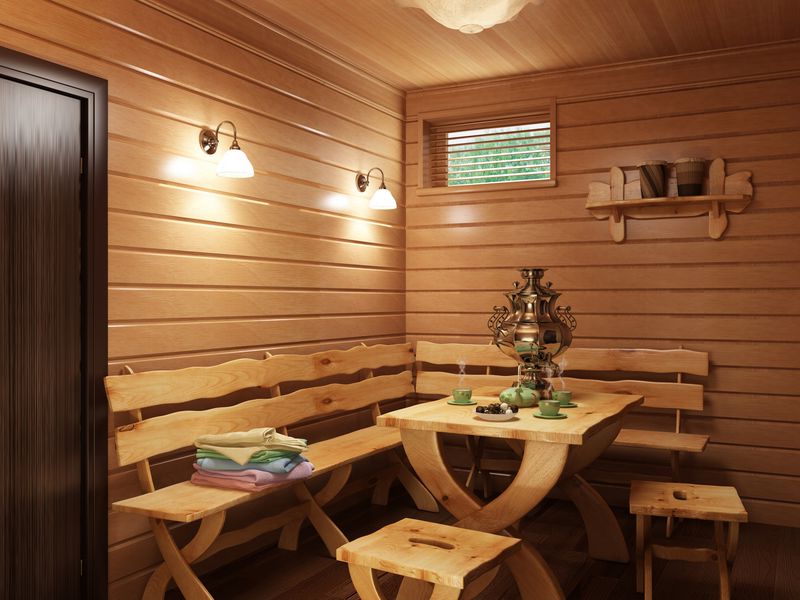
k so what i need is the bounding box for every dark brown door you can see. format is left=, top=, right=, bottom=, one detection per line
left=0, top=76, right=83, bottom=599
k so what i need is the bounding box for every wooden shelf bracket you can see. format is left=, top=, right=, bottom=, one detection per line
left=586, top=158, right=752, bottom=242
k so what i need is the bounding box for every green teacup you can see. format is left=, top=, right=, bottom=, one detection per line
left=451, top=388, right=473, bottom=404
left=552, top=390, right=573, bottom=406
left=538, top=399, right=561, bottom=417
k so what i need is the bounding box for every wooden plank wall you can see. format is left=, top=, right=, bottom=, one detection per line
left=0, top=0, right=405, bottom=596
left=406, top=42, right=800, bottom=528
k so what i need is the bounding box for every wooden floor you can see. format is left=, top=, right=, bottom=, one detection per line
left=174, top=493, right=800, bottom=600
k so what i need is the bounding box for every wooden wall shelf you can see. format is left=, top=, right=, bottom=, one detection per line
left=586, top=158, right=752, bottom=242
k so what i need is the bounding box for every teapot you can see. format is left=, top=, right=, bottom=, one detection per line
left=499, top=385, right=540, bottom=408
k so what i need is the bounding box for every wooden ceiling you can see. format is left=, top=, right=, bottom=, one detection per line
left=163, top=0, right=800, bottom=90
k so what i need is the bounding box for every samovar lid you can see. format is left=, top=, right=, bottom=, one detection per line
left=511, top=267, right=559, bottom=297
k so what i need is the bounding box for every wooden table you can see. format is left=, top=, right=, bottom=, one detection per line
left=377, top=391, right=642, bottom=600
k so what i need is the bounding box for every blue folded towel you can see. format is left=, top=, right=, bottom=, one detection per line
left=196, top=455, right=307, bottom=473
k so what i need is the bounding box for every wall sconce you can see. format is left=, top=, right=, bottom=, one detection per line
left=356, top=167, right=397, bottom=210
left=199, top=120, right=254, bottom=178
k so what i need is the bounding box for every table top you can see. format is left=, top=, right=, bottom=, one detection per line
left=377, top=391, right=642, bottom=445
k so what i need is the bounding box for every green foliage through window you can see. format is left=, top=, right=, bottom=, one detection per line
left=445, top=122, right=550, bottom=186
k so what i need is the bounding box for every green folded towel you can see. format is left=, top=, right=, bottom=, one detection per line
left=195, top=448, right=298, bottom=463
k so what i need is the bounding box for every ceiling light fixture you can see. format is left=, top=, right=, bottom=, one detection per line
left=199, top=120, right=255, bottom=178
left=356, top=168, right=397, bottom=210
left=396, top=0, right=540, bottom=34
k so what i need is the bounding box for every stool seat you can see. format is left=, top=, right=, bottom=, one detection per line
left=336, top=518, right=521, bottom=589
left=629, top=480, right=748, bottom=600
left=630, top=480, right=748, bottom=522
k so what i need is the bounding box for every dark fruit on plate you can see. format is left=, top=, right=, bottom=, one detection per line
left=476, top=402, right=513, bottom=415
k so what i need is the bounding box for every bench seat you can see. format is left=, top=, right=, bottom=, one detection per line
left=113, top=425, right=403, bottom=522
left=614, top=429, right=709, bottom=454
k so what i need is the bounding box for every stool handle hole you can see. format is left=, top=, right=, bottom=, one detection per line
left=408, top=537, right=455, bottom=550
left=672, top=490, right=688, bottom=500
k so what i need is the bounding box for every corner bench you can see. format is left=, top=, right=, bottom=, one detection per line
left=554, top=346, right=710, bottom=480
left=106, top=343, right=437, bottom=600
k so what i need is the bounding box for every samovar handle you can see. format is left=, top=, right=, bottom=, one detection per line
left=556, top=305, right=577, bottom=331
left=487, top=305, right=509, bottom=333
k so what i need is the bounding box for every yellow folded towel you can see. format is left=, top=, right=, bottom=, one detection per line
left=195, top=427, right=307, bottom=465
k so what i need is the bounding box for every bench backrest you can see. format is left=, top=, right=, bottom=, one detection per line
left=554, top=347, right=708, bottom=411
left=414, top=341, right=517, bottom=396
left=413, top=342, right=708, bottom=413
left=106, top=343, right=415, bottom=469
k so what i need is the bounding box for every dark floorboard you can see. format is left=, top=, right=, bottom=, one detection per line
left=172, top=494, right=800, bottom=600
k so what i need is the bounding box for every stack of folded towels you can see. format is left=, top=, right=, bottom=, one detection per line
left=191, top=427, right=314, bottom=492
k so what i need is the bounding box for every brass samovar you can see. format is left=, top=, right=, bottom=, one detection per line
left=488, top=268, right=577, bottom=396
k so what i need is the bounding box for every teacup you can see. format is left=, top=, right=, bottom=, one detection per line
left=551, top=390, right=573, bottom=406
left=538, top=399, right=561, bottom=417
left=451, top=388, right=473, bottom=404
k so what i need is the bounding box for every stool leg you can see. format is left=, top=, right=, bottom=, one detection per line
left=643, top=544, right=653, bottom=600
left=715, top=522, right=731, bottom=600
left=636, top=514, right=651, bottom=594
left=348, top=564, right=388, bottom=600
left=726, top=522, right=740, bottom=564
left=397, top=578, right=433, bottom=599
left=430, top=585, right=463, bottom=600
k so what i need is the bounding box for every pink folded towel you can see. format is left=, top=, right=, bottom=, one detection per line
left=190, top=460, right=314, bottom=492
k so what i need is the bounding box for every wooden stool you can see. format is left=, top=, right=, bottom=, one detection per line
left=630, top=481, right=748, bottom=600
left=336, top=518, right=521, bottom=599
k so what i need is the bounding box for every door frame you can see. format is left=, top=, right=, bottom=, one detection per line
left=0, top=46, right=108, bottom=600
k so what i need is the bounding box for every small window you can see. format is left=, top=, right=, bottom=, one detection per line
left=440, top=120, right=550, bottom=186
left=418, top=103, right=556, bottom=194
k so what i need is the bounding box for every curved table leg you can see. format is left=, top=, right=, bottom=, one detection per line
left=559, top=474, right=629, bottom=562
left=400, top=429, right=568, bottom=600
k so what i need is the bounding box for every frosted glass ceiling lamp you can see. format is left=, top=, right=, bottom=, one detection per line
left=199, top=120, right=254, bottom=178
left=396, top=0, right=541, bottom=34
left=356, top=168, right=397, bottom=210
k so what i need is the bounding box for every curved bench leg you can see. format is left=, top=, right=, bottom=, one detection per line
left=144, top=512, right=225, bottom=600
left=294, top=482, right=348, bottom=556
left=559, top=474, right=629, bottom=563
left=393, top=451, right=439, bottom=512
left=279, top=466, right=351, bottom=552
left=348, top=564, right=389, bottom=600
left=372, top=451, right=439, bottom=512
left=371, top=464, right=399, bottom=506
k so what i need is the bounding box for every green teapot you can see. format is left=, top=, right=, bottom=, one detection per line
left=499, top=385, right=540, bottom=408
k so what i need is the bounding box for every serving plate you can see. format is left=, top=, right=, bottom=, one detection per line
left=474, top=411, right=517, bottom=422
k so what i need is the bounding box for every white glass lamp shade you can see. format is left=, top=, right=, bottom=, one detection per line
left=216, top=148, right=254, bottom=178
left=368, top=186, right=397, bottom=210
left=396, top=0, right=536, bottom=33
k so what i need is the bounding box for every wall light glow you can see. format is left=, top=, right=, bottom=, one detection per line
left=323, top=193, right=351, bottom=211
left=164, top=156, right=196, bottom=179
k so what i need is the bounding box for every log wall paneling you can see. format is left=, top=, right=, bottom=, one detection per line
left=405, top=41, right=800, bottom=529
left=0, top=0, right=404, bottom=596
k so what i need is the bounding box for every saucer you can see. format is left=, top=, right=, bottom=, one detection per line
left=474, top=412, right=517, bottom=422
left=447, top=399, right=477, bottom=406
left=557, top=402, right=578, bottom=408
left=533, top=412, right=567, bottom=419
